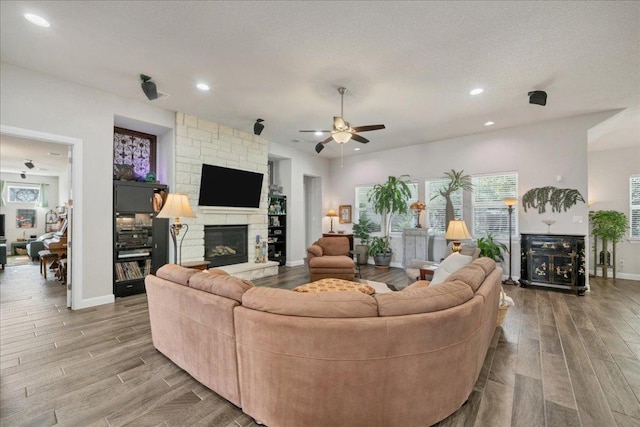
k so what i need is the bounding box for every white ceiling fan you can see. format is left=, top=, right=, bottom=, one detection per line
left=299, top=87, right=386, bottom=154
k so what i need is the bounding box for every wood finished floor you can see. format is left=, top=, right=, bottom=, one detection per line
left=1, top=262, right=639, bottom=426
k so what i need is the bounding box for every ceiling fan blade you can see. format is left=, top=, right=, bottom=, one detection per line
left=315, top=136, right=334, bottom=153
left=299, top=130, right=331, bottom=133
left=352, top=124, right=385, bottom=132
left=350, top=133, right=369, bottom=144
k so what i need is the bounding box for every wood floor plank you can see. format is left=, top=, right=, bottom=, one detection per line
left=3, top=260, right=640, bottom=426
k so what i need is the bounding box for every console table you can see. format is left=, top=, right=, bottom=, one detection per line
left=519, top=233, right=586, bottom=295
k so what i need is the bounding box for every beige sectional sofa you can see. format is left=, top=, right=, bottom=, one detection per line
left=145, top=258, right=502, bottom=427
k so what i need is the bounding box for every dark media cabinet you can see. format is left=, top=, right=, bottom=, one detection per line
left=113, top=181, right=169, bottom=297
left=519, top=233, right=587, bottom=295
left=268, top=195, right=286, bottom=266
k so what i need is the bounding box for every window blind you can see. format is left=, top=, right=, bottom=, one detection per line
left=472, top=173, right=518, bottom=238
left=631, top=175, right=640, bottom=239
left=425, top=179, right=462, bottom=235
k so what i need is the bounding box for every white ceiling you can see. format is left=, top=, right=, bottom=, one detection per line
left=0, top=0, right=638, bottom=171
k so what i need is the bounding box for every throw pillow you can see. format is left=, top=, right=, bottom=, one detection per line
left=430, top=252, right=473, bottom=286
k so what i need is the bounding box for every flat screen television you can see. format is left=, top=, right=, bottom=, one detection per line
left=198, top=164, right=264, bottom=208
left=0, top=214, right=4, bottom=238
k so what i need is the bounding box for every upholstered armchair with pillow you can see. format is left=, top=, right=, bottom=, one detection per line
left=26, top=232, right=55, bottom=261
left=405, top=242, right=480, bottom=281
left=307, top=236, right=356, bottom=282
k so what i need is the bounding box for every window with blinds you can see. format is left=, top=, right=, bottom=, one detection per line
left=355, top=181, right=418, bottom=234
left=631, top=175, right=640, bottom=239
left=472, top=172, right=518, bottom=238
left=355, top=185, right=382, bottom=233
left=425, top=179, right=463, bottom=235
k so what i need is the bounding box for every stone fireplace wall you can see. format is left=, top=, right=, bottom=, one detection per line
left=175, top=112, right=269, bottom=264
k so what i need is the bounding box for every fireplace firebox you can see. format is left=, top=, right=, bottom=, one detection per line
left=204, top=225, right=248, bottom=267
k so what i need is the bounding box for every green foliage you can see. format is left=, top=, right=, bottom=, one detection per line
left=477, top=233, right=508, bottom=262
left=522, top=186, right=585, bottom=213
left=433, top=169, right=474, bottom=200
left=368, top=175, right=413, bottom=237
left=352, top=212, right=376, bottom=245
left=589, top=210, right=628, bottom=243
left=368, top=236, right=391, bottom=256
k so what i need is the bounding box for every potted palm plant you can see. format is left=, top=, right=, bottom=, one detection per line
left=368, top=175, right=413, bottom=268
left=589, top=210, right=628, bottom=278
left=476, top=233, right=508, bottom=263
left=434, top=170, right=473, bottom=232
left=352, top=212, right=375, bottom=265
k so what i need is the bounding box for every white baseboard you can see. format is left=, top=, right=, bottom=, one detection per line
left=589, top=270, right=640, bottom=281
left=286, top=259, right=305, bottom=267
left=74, top=294, right=115, bottom=310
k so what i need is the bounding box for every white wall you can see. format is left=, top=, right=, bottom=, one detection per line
left=269, top=142, right=331, bottom=265
left=588, top=146, right=640, bottom=279
left=328, top=112, right=615, bottom=280
left=0, top=173, right=60, bottom=243
left=1, top=63, right=175, bottom=308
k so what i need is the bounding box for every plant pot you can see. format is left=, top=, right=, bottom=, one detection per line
left=373, top=253, right=392, bottom=269
left=355, top=245, right=369, bottom=265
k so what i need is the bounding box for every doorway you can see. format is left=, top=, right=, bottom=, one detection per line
left=303, top=175, right=322, bottom=251
left=0, top=125, right=81, bottom=308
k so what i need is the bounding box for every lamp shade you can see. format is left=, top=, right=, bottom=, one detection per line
left=503, top=197, right=518, bottom=207
left=157, top=193, right=196, bottom=219
left=332, top=131, right=352, bottom=144
left=326, top=209, right=338, bottom=217
left=445, top=219, right=471, bottom=240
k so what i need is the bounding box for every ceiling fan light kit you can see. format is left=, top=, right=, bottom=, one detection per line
left=300, top=86, right=385, bottom=155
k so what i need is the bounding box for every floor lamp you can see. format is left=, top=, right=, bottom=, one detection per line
left=503, top=197, right=518, bottom=285
left=157, top=193, right=196, bottom=265
left=326, top=209, right=338, bottom=233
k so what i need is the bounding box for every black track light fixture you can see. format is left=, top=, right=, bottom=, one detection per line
left=20, top=172, right=26, bottom=179
left=254, top=118, right=265, bottom=135
left=528, top=90, right=547, bottom=106
left=24, top=159, right=35, bottom=169
left=141, top=74, right=158, bottom=100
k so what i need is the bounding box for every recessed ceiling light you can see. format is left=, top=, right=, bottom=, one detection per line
left=38, top=168, right=48, bottom=171
left=24, top=13, right=50, bottom=27
left=470, top=88, right=484, bottom=96
left=354, top=147, right=361, bottom=151
left=315, top=131, right=323, bottom=136
left=196, top=83, right=210, bottom=91
left=484, top=121, right=495, bottom=126
left=47, top=152, right=61, bottom=156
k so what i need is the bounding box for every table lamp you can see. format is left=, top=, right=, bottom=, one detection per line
left=445, top=219, right=471, bottom=252
left=326, top=209, right=338, bottom=233
left=157, top=193, right=196, bottom=264
left=410, top=201, right=426, bottom=228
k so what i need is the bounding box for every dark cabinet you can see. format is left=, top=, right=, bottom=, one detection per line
left=113, top=181, right=168, bottom=297
left=268, top=195, right=286, bottom=266
left=519, top=233, right=586, bottom=295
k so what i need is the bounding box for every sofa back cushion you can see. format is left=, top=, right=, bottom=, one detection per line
left=446, top=263, right=486, bottom=293
left=471, top=257, right=497, bottom=276
left=156, top=264, right=200, bottom=286
left=430, top=252, right=473, bottom=286
left=316, top=237, right=349, bottom=256
left=375, top=280, right=474, bottom=317
left=189, top=272, right=254, bottom=302
left=242, top=287, right=378, bottom=318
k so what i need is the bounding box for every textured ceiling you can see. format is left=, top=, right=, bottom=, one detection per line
left=0, top=1, right=638, bottom=173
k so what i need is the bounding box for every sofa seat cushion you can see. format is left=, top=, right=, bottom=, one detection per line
left=430, top=252, right=473, bottom=286
left=375, top=280, right=474, bottom=317
left=189, top=271, right=254, bottom=302
left=242, top=287, right=378, bottom=318
left=293, top=278, right=375, bottom=295
left=446, top=264, right=486, bottom=292
left=308, top=255, right=355, bottom=268
left=156, top=264, right=200, bottom=286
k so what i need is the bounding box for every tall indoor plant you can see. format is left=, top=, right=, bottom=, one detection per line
left=368, top=175, right=413, bottom=267
left=434, top=170, right=473, bottom=232
left=589, top=210, right=628, bottom=278
left=352, top=212, right=376, bottom=265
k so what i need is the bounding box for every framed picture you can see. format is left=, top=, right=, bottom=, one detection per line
left=339, top=205, right=352, bottom=224
left=16, top=209, right=36, bottom=228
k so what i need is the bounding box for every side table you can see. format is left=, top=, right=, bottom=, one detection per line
left=419, top=264, right=439, bottom=280
left=11, top=241, right=28, bottom=255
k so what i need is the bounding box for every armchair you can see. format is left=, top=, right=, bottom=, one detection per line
left=0, top=244, right=6, bottom=270
left=307, top=236, right=356, bottom=282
